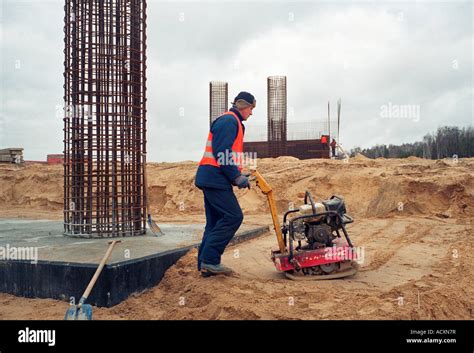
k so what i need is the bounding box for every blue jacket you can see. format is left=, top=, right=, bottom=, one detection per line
left=195, top=108, right=245, bottom=190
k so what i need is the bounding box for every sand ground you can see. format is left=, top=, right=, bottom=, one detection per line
left=0, top=156, right=472, bottom=319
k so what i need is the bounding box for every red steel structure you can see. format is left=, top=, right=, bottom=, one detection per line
left=63, top=0, right=147, bottom=237
left=47, top=154, right=64, bottom=165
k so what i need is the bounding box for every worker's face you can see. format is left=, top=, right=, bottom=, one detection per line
left=240, top=106, right=254, bottom=121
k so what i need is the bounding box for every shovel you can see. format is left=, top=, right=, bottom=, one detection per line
left=64, top=240, right=121, bottom=320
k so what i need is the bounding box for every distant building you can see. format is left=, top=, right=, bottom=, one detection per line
left=0, top=148, right=24, bottom=164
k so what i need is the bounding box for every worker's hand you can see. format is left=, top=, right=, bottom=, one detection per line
left=243, top=171, right=256, bottom=181
left=233, top=175, right=250, bottom=189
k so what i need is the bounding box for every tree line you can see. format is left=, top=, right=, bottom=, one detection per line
left=349, top=126, right=473, bottom=159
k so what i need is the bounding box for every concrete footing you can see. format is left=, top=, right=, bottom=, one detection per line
left=0, top=220, right=269, bottom=307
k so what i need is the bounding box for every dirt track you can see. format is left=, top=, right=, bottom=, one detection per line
left=0, top=156, right=472, bottom=320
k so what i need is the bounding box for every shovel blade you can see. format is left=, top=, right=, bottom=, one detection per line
left=64, top=304, right=93, bottom=320
left=148, top=216, right=164, bottom=236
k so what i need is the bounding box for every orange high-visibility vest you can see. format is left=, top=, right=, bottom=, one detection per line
left=199, top=111, right=244, bottom=171
left=321, top=136, right=327, bottom=144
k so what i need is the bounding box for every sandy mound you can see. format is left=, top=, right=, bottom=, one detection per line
left=352, top=153, right=370, bottom=161
left=405, top=156, right=424, bottom=162
left=269, top=156, right=300, bottom=163
left=0, top=163, right=63, bottom=215
left=0, top=158, right=473, bottom=220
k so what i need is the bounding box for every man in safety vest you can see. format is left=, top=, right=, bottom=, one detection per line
left=195, top=92, right=256, bottom=276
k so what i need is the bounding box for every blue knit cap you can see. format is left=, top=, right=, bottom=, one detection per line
left=232, top=92, right=256, bottom=107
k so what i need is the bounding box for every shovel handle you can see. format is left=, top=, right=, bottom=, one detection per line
left=79, top=240, right=121, bottom=306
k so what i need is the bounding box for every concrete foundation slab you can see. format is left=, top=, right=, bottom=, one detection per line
left=0, top=219, right=269, bottom=307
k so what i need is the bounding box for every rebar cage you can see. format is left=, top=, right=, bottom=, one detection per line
left=63, top=0, right=147, bottom=237
left=267, top=76, right=287, bottom=157
left=209, top=81, right=228, bottom=126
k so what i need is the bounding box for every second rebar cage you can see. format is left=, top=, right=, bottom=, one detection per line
left=267, top=76, right=287, bottom=157
left=209, top=81, right=228, bottom=126
left=63, top=0, right=147, bottom=237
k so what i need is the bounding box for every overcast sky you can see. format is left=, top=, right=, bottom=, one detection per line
left=0, top=0, right=472, bottom=162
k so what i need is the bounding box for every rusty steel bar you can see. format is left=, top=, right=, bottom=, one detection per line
left=63, top=0, right=147, bottom=237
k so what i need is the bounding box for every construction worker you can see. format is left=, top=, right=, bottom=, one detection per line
left=195, top=92, right=256, bottom=276
left=331, top=138, right=337, bottom=158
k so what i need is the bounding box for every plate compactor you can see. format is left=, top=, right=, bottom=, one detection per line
left=251, top=170, right=359, bottom=280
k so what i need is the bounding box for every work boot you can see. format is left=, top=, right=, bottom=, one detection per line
left=200, top=262, right=233, bottom=276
